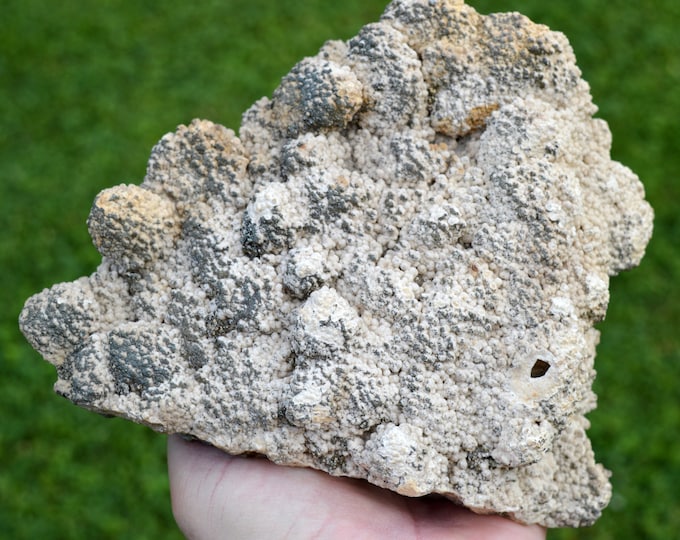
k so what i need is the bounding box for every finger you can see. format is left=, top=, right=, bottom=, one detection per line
left=405, top=497, right=546, bottom=540
left=168, top=435, right=407, bottom=539
left=167, top=435, right=545, bottom=540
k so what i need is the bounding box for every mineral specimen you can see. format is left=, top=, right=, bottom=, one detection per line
left=20, top=0, right=653, bottom=527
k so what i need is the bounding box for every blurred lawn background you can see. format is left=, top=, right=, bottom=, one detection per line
left=1, top=0, right=677, bottom=538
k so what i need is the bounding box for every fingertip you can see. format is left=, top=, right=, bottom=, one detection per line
left=167, top=435, right=236, bottom=539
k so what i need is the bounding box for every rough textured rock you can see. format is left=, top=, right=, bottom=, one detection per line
left=19, top=0, right=653, bottom=528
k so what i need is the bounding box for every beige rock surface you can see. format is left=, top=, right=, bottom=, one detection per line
left=20, top=0, right=653, bottom=527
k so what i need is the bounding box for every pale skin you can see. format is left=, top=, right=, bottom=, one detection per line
left=168, top=435, right=546, bottom=540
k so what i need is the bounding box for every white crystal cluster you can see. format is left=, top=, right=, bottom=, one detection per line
left=20, top=0, right=653, bottom=527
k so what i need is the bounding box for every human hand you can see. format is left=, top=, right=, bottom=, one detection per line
left=168, top=435, right=545, bottom=540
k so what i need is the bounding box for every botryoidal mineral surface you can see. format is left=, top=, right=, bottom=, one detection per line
left=20, top=0, right=653, bottom=527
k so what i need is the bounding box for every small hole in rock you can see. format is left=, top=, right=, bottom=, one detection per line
left=531, top=359, right=551, bottom=378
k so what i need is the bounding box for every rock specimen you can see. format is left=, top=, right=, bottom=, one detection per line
left=20, top=0, right=653, bottom=528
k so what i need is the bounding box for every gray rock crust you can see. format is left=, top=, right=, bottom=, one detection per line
left=20, top=0, right=653, bottom=527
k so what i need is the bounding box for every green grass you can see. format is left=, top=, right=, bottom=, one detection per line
left=1, top=1, right=677, bottom=538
